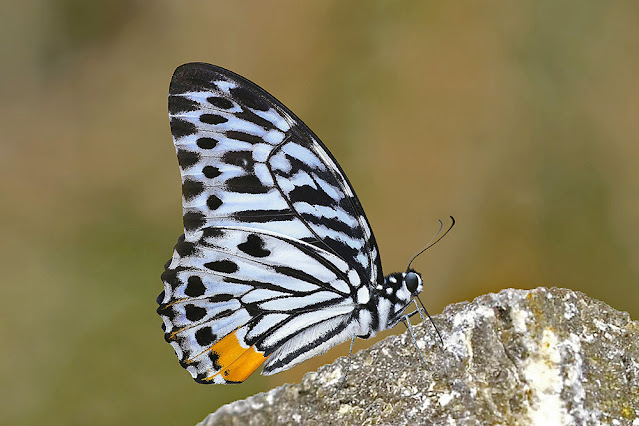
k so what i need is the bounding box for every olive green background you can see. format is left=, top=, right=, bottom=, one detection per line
left=2, top=1, right=638, bottom=425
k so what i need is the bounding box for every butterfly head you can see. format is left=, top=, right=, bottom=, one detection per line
left=377, top=269, right=422, bottom=307
left=378, top=269, right=424, bottom=296
left=368, top=269, right=424, bottom=332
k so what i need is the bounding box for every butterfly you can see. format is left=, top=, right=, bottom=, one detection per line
left=157, top=63, right=448, bottom=385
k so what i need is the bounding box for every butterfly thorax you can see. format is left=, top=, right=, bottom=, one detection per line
left=356, top=270, right=423, bottom=338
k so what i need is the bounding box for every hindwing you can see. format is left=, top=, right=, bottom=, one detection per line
left=158, top=227, right=362, bottom=382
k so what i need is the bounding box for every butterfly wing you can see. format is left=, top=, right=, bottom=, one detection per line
left=168, top=63, right=382, bottom=284
left=158, top=227, right=362, bottom=382
left=158, top=63, right=381, bottom=382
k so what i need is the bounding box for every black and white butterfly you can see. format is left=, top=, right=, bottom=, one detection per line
left=157, top=63, right=446, bottom=385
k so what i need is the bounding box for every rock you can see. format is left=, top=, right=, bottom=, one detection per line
left=198, top=287, right=639, bottom=425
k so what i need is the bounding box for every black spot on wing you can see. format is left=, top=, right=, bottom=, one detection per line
left=177, top=150, right=200, bottom=169
left=203, top=166, right=221, bottom=179
left=185, top=304, right=207, bottom=321
left=170, top=118, right=196, bottom=139
left=230, top=86, right=269, bottom=111
left=160, top=268, right=182, bottom=291
left=195, top=327, right=216, bottom=346
left=226, top=130, right=264, bottom=145
left=169, top=95, right=198, bottom=114
left=200, top=114, right=228, bottom=125
left=225, top=175, right=268, bottom=194
left=205, top=260, right=238, bottom=273
left=206, top=195, right=223, bottom=210
left=185, top=276, right=206, bottom=297
left=207, top=293, right=234, bottom=303
left=158, top=305, right=179, bottom=323
left=237, top=234, right=271, bottom=258
left=182, top=179, right=204, bottom=200
left=289, top=184, right=334, bottom=207
left=202, top=227, right=225, bottom=239
left=207, top=96, right=234, bottom=109
left=222, top=150, right=253, bottom=169
left=175, top=239, right=197, bottom=257
left=197, top=137, right=218, bottom=149
left=183, top=211, right=206, bottom=231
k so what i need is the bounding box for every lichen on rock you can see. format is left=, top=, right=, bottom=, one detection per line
left=199, top=287, right=639, bottom=425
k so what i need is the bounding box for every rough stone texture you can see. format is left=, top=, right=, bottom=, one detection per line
left=199, top=287, right=639, bottom=425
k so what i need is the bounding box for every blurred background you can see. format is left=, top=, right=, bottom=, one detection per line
left=2, top=1, right=638, bottom=424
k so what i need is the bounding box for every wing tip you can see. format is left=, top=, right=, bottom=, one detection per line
left=170, top=62, right=240, bottom=95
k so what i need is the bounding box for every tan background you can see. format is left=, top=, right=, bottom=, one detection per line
left=2, top=1, right=638, bottom=425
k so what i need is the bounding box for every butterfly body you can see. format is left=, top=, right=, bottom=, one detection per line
left=157, top=63, right=427, bottom=384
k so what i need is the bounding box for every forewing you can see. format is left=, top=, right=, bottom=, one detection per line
left=157, top=227, right=359, bottom=383
left=168, top=63, right=382, bottom=285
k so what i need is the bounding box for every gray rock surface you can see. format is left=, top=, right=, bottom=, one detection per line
left=199, top=287, right=639, bottom=425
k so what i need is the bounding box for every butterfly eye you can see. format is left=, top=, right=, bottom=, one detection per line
left=405, top=272, right=420, bottom=293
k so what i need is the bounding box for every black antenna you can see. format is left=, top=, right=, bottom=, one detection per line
left=406, top=216, right=455, bottom=271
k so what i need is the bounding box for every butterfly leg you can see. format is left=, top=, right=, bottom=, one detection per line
left=401, top=300, right=444, bottom=348
left=401, top=314, right=429, bottom=367
left=414, top=296, right=444, bottom=347
left=330, top=335, right=356, bottom=397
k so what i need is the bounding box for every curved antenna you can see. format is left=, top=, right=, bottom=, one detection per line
left=406, top=216, right=456, bottom=271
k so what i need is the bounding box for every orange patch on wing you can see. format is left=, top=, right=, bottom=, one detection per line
left=209, top=331, right=249, bottom=368
left=221, top=346, right=267, bottom=382
left=205, top=330, right=267, bottom=383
